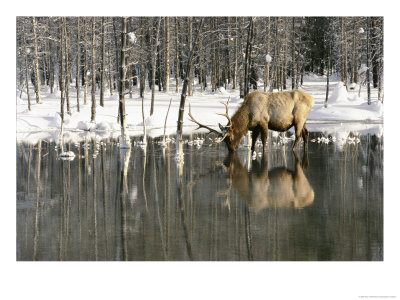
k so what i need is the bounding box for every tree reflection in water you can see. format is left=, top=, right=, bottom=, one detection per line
left=16, top=132, right=383, bottom=261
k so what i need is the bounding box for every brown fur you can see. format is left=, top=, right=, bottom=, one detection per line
left=221, top=90, right=314, bottom=152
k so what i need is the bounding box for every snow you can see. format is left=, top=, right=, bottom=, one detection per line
left=265, top=54, right=272, bottom=63
left=16, top=74, right=383, bottom=145
left=128, top=32, right=137, bottom=44
left=327, top=82, right=348, bottom=104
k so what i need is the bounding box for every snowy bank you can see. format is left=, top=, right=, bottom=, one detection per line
left=16, top=75, right=383, bottom=144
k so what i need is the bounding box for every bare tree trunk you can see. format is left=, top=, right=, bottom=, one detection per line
left=352, top=18, right=359, bottom=84
left=233, top=17, right=238, bottom=90
left=378, top=19, right=383, bottom=102
left=164, top=17, right=170, bottom=92
left=264, top=17, right=271, bottom=92
left=47, top=19, right=55, bottom=94
left=76, top=17, right=81, bottom=112
left=291, top=17, right=296, bottom=90
left=176, top=18, right=204, bottom=144
left=150, top=17, right=162, bottom=116
left=188, top=17, right=194, bottom=96
left=58, top=18, right=65, bottom=131
left=366, top=17, right=371, bottom=105
left=341, top=18, right=348, bottom=90
left=108, top=45, right=113, bottom=96
left=226, top=17, right=232, bottom=85
left=84, top=19, right=89, bottom=105
left=32, top=17, right=42, bottom=104
left=100, top=17, right=106, bottom=107
left=63, top=18, right=71, bottom=115
left=22, top=23, right=31, bottom=110
left=139, top=18, right=145, bottom=98
left=244, top=17, right=254, bottom=97
left=371, top=17, right=379, bottom=88
left=325, top=45, right=331, bottom=107
left=119, top=17, right=130, bottom=149
left=239, top=17, right=245, bottom=97
left=91, top=17, right=96, bottom=122
left=283, top=19, right=288, bottom=90
left=175, top=17, right=179, bottom=93
left=112, top=17, right=121, bottom=98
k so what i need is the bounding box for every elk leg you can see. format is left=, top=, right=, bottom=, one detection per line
left=293, top=124, right=303, bottom=150
left=251, top=128, right=260, bottom=153
left=260, top=123, right=269, bottom=152
left=302, top=127, right=309, bottom=151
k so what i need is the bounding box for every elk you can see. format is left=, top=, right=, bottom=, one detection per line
left=223, top=152, right=314, bottom=210
left=188, top=90, right=314, bottom=152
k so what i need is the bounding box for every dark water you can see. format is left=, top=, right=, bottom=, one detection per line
left=16, top=131, right=383, bottom=261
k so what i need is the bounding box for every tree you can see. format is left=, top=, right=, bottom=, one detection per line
left=118, top=17, right=130, bottom=149
left=31, top=17, right=42, bottom=104
left=164, top=17, right=170, bottom=92
left=91, top=17, right=96, bottom=122
left=150, top=17, right=162, bottom=116
left=176, top=18, right=204, bottom=145
left=100, top=17, right=106, bottom=107
left=76, top=17, right=81, bottom=112
left=243, top=17, right=254, bottom=97
left=21, top=21, right=31, bottom=110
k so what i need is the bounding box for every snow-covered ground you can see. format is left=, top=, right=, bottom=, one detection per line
left=16, top=74, right=383, bottom=144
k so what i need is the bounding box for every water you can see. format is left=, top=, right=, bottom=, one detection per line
left=16, top=131, right=383, bottom=261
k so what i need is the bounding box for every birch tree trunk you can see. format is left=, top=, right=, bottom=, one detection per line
left=32, top=17, right=42, bottom=104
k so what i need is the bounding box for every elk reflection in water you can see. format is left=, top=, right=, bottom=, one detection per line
left=223, top=152, right=314, bottom=210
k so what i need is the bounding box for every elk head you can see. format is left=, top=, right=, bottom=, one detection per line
left=188, top=97, right=235, bottom=152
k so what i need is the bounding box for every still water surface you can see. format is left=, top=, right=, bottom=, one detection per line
left=16, top=131, right=383, bottom=261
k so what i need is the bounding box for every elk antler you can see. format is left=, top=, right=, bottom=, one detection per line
left=188, top=103, right=221, bottom=136
left=216, top=97, right=232, bottom=127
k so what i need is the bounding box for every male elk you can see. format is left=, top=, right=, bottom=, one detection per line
left=223, top=152, right=314, bottom=210
left=189, top=90, right=314, bottom=152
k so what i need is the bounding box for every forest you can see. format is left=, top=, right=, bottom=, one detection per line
left=16, top=16, right=384, bottom=141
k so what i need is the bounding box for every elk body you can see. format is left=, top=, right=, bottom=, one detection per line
left=189, top=90, right=314, bottom=152
left=223, top=152, right=314, bottom=210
